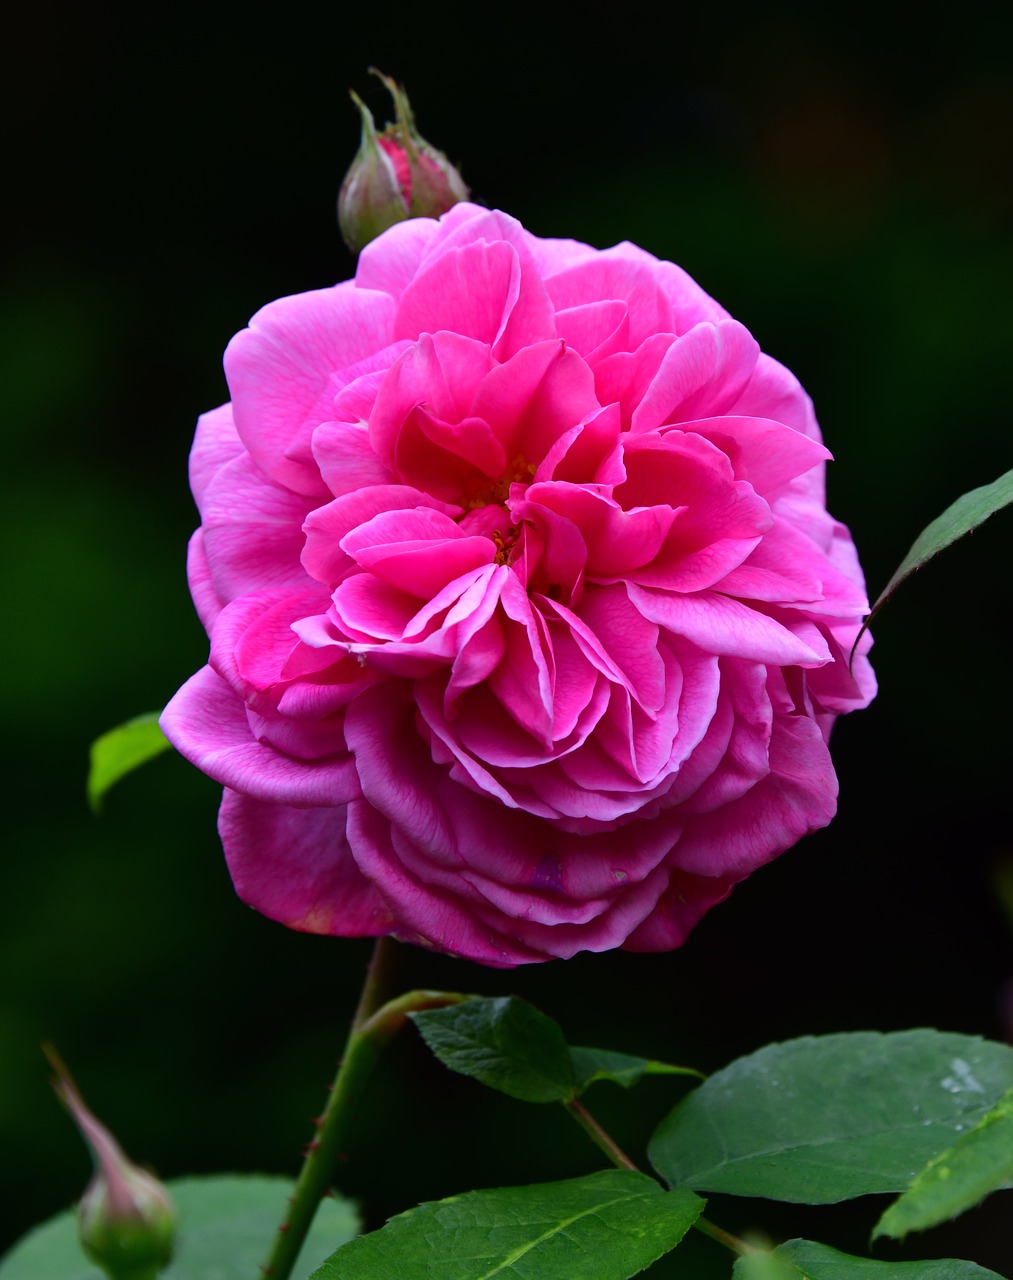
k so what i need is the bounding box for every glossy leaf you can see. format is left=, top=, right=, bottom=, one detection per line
left=87, top=712, right=172, bottom=812
left=0, top=1175, right=359, bottom=1280
left=570, top=1046, right=704, bottom=1093
left=874, top=1087, right=1013, bottom=1241
left=649, top=1030, right=1013, bottom=1203
left=733, top=1239, right=1004, bottom=1279
left=310, top=1169, right=704, bottom=1280
left=411, top=996, right=576, bottom=1102
left=854, top=467, right=1013, bottom=659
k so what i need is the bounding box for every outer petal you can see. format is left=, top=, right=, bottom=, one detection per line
left=225, top=283, right=396, bottom=496
left=623, top=869, right=737, bottom=952
left=732, top=352, right=822, bottom=442
left=590, top=241, right=731, bottom=332
left=219, top=791, right=392, bottom=936
left=160, top=667, right=360, bottom=807
left=186, top=529, right=223, bottom=631
left=345, top=799, right=548, bottom=966
left=202, top=454, right=317, bottom=604
left=355, top=216, right=440, bottom=300
left=190, top=403, right=243, bottom=507
left=671, top=712, right=838, bottom=878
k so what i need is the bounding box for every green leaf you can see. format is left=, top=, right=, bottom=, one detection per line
left=0, top=1174, right=359, bottom=1280
left=733, top=1239, right=1004, bottom=1279
left=309, top=1169, right=704, bottom=1280
left=733, top=1251, right=799, bottom=1280
left=88, top=712, right=172, bottom=812
left=874, top=1087, right=1013, bottom=1241
left=649, top=1030, right=1013, bottom=1203
left=411, top=996, right=577, bottom=1102
left=854, top=467, right=1013, bottom=659
left=569, top=1046, right=704, bottom=1093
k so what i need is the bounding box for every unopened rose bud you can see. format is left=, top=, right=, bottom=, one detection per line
left=338, top=70, right=469, bottom=253
left=47, top=1048, right=176, bottom=1280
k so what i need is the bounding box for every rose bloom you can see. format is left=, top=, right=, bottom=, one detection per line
left=162, top=203, right=875, bottom=966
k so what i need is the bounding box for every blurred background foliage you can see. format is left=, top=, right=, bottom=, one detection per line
left=3, top=1, right=1013, bottom=1274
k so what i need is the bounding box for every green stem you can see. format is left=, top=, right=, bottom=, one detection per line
left=258, top=937, right=464, bottom=1280
left=693, top=1215, right=757, bottom=1257
left=564, top=1098, right=638, bottom=1171
left=352, top=934, right=404, bottom=1030
left=560, top=1096, right=754, bottom=1259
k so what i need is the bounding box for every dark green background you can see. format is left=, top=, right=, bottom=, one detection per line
left=4, top=2, right=1013, bottom=1274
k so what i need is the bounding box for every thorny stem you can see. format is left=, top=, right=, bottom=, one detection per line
left=561, top=1095, right=756, bottom=1259
left=258, top=937, right=464, bottom=1280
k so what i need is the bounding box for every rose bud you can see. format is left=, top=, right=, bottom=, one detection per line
left=337, top=92, right=407, bottom=255
left=338, top=71, right=468, bottom=253
left=48, top=1050, right=176, bottom=1280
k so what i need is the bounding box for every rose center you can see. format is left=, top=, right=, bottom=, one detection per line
left=491, top=526, right=521, bottom=566
left=462, top=454, right=536, bottom=511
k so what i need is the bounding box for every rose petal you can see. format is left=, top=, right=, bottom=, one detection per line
left=629, top=320, right=760, bottom=433
left=394, top=240, right=555, bottom=359
left=226, top=282, right=396, bottom=496
left=301, top=484, right=460, bottom=587
left=670, top=712, right=838, bottom=878
left=220, top=790, right=392, bottom=936
left=202, top=454, right=316, bottom=603
left=190, top=403, right=243, bottom=506
left=629, top=586, right=832, bottom=665
left=161, top=667, right=360, bottom=807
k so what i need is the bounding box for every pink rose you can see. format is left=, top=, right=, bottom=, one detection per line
left=162, top=204, right=875, bottom=966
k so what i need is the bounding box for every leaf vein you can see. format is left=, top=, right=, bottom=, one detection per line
left=469, top=1192, right=649, bottom=1279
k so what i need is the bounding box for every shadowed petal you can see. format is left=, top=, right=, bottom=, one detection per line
left=220, top=791, right=392, bottom=936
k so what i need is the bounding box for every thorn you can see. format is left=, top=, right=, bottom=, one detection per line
left=278, top=1222, right=290, bottom=1234
left=311, top=1115, right=325, bottom=1128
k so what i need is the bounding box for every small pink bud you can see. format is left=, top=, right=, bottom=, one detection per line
left=338, top=70, right=469, bottom=254
left=47, top=1048, right=176, bottom=1280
